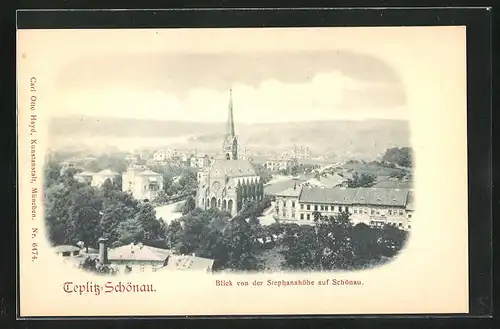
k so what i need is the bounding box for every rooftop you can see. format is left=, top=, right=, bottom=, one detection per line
left=303, top=173, right=347, bottom=188
left=300, top=187, right=358, bottom=204
left=53, top=245, right=81, bottom=253
left=298, top=187, right=411, bottom=207
left=209, top=159, right=257, bottom=178
left=94, top=169, right=119, bottom=176
left=160, top=255, right=215, bottom=272
left=137, top=170, right=162, bottom=177
left=108, top=244, right=172, bottom=262
left=274, top=186, right=302, bottom=197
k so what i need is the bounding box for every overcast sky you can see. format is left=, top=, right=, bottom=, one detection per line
left=18, top=27, right=464, bottom=123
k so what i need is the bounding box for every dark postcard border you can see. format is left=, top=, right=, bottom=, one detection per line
left=10, top=7, right=492, bottom=326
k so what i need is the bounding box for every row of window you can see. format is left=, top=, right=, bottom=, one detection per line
left=278, top=200, right=408, bottom=216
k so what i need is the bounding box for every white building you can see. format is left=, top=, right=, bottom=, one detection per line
left=91, top=169, right=120, bottom=188
left=190, top=154, right=211, bottom=169
left=74, top=171, right=94, bottom=184
left=265, top=158, right=298, bottom=172
left=122, top=166, right=163, bottom=201
left=274, top=186, right=414, bottom=231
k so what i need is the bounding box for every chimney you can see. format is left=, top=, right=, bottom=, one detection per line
left=98, top=237, right=109, bottom=264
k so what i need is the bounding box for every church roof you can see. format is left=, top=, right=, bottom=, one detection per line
left=209, top=159, right=257, bottom=177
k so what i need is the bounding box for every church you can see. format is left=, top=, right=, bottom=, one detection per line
left=196, top=89, right=264, bottom=217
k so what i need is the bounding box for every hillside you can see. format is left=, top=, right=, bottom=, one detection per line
left=47, top=116, right=410, bottom=158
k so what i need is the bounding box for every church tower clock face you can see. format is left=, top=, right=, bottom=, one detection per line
left=212, top=181, right=221, bottom=191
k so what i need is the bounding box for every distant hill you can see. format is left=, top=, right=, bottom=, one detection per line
left=48, top=116, right=410, bottom=158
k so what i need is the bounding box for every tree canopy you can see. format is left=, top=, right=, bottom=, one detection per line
left=382, top=147, right=413, bottom=168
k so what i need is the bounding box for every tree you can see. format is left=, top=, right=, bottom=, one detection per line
left=221, top=218, right=262, bottom=271
left=382, top=147, right=413, bottom=168
left=116, top=217, right=145, bottom=245
left=68, top=185, right=103, bottom=252
left=347, top=172, right=377, bottom=188
left=165, top=219, right=183, bottom=250
left=181, top=196, right=196, bottom=215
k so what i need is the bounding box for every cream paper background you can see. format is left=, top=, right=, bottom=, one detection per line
left=17, top=26, right=468, bottom=317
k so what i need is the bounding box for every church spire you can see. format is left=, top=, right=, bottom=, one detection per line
left=222, top=87, right=238, bottom=160
left=226, top=88, right=235, bottom=137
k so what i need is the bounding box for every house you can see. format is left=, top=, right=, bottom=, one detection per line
left=264, top=158, right=298, bottom=172
left=273, top=186, right=414, bottom=230
left=122, top=166, right=163, bottom=201
left=190, top=154, right=211, bottom=169
left=91, top=169, right=120, bottom=188
left=107, top=243, right=172, bottom=273
left=54, top=245, right=81, bottom=258
left=74, top=171, right=94, bottom=184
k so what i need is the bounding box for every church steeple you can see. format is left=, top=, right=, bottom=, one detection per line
left=226, top=88, right=235, bottom=137
left=222, top=88, right=238, bottom=160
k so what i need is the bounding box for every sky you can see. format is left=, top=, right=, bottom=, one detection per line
left=17, top=27, right=465, bottom=123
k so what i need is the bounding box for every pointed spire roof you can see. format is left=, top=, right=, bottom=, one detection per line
left=226, top=88, right=235, bottom=136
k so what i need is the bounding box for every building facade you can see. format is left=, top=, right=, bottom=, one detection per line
left=264, top=158, right=298, bottom=172
left=190, top=154, right=212, bottom=169
left=196, top=89, right=264, bottom=217
left=122, top=165, right=164, bottom=201
left=273, top=186, right=414, bottom=230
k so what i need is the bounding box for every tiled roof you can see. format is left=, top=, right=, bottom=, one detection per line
left=406, top=191, right=415, bottom=211
left=137, top=170, right=162, bottom=176
left=264, top=178, right=307, bottom=195
left=353, top=188, right=409, bottom=207
left=274, top=186, right=302, bottom=197
left=209, top=159, right=257, bottom=177
left=300, top=187, right=358, bottom=204
left=94, top=169, right=119, bottom=176
left=160, top=255, right=214, bottom=271
left=298, top=187, right=410, bottom=207
left=108, top=244, right=171, bottom=262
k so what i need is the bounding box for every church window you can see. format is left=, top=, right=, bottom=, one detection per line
left=306, top=205, right=310, bottom=210
left=314, top=205, right=318, bottom=211
left=306, top=214, right=310, bottom=220
left=300, top=214, right=304, bottom=219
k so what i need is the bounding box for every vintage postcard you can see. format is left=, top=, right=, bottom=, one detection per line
left=17, top=26, right=468, bottom=317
